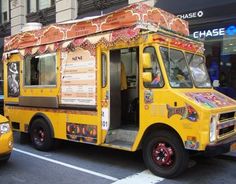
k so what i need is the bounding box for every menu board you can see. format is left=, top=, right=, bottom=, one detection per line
left=60, top=48, right=96, bottom=106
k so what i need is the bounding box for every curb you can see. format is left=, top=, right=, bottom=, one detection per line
left=217, top=153, right=236, bottom=161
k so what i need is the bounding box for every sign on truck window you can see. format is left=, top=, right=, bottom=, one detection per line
left=60, top=48, right=96, bottom=106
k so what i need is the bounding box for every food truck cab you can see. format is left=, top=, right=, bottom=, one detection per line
left=3, top=3, right=236, bottom=178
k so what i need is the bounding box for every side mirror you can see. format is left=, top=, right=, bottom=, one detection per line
left=213, top=80, right=220, bottom=88
left=143, top=53, right=152, bottom=69
left=142, top=72, right=152, bottom=83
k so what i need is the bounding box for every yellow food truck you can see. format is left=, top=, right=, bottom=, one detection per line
left=0, top=115, right=13, bottom=163
left=3, top=3, right=236, bottom=178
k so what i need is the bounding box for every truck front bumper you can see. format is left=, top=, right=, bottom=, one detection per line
left=205, top=134, right=236, bottom=156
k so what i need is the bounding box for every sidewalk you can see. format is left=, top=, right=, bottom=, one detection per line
left=220, top=151, right=236, bottom=160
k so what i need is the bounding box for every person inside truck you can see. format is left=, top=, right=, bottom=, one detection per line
left=173, top=67, right=186, bottom=82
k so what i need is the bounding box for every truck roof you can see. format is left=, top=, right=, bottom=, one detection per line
left=4, top=2, right=191, bottom=53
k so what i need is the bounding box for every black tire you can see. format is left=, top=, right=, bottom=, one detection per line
left=142, top=130, right=189, bottom=178
left=0, top=153, right=11, bottom=164
left=30, top=118, right=54, bottom=151
left=20, top=132, right=30, bottom=144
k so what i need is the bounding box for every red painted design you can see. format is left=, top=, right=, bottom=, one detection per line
left=152, top=143, right=174, bottom=167
left=111, top=28, right=140, bottom=42
left=67, top=22, right=97, bottom=39
left=145, top=9, right=168, bottom=28
left=41, top=26, right=64, bottom=44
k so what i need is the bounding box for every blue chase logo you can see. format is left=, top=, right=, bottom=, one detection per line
left=226, top=25, right=236, bottom=36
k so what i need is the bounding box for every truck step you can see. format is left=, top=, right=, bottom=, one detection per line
left=105, top=128, right=138, bottom=145
left=106, top=140, right=133, bottom=149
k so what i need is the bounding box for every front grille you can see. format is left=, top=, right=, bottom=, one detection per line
left=219, top=112, right=235, bottom=122
left=219, top=125, right=235, bottom=137
left=217, top=111, right=236, bottom=139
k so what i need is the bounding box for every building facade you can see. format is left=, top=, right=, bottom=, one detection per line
left=1, top=0, right=236, bottom=97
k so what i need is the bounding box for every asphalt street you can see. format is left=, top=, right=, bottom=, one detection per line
left=0, top=132, right=236, bottom=184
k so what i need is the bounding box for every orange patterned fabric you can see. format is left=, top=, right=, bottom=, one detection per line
left=4, top=3, right=189, bottom=52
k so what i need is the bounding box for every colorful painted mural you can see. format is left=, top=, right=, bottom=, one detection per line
left=167, top=104, right=198, bottom=122
left=184, top=92, right=236, bottom=108
left=66, top=123, right=97, bottom=143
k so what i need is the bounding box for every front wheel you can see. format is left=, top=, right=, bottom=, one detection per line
left=142, top=130, right=189, bottom=178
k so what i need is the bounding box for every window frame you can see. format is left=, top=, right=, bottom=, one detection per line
left=143, top=45, right=165, bottom=89
left=23, top=53, right=57, bottom=88
left=185, top=52, right=212, bottom=89
left=0, top=0, right=10, bottom=23
left=101, top=52, right=107, bottom=88
left=27, top=0, right=55, bottom=14
left=160, top=46, right=193, bottom=89
left=120, top=47, right=139, bottom=89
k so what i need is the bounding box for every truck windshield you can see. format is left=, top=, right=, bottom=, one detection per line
left=186, top=53, right=212, bottom=88
left=160, top=47, right=193, bottom=88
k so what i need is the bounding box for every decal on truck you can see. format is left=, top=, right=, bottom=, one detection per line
left=184, top=92, right=236, bottom=108
left=7, top=62, right=20, bottom=97
left=167, top=104, right=198, bottom=122
left=66, top=123, right=97, bottom=144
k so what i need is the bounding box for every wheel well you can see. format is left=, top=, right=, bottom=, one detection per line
left=29, top=113, right=55, bottom=138
left=139, top=123, right=183, bottom=149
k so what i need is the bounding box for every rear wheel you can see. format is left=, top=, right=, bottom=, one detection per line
left=30, top=118, right=54, bottom=151
left=142, top=130, right=189, bottom=178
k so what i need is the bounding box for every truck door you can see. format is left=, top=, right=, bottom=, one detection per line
left=139, top=45, right=165, bottom=128
left=101, top=47, right=139, bottom=149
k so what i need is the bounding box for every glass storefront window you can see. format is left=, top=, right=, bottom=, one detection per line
left=186, top=53, right=211, bottom=88
left=203, top=30, right=236, bottom=99
left=160, top=47, right=193, bottom=88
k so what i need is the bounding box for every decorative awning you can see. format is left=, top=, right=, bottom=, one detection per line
left=14, top=27, right=141, bottom=57
left=4, top=2, right=189, bottom=52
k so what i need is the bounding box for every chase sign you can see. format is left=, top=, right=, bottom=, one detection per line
left=192, top=25, right=236, bottom=39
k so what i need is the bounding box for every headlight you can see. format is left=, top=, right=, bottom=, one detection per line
left=0, top=122, right=11, bottom=134
left=210, top=116, right=217, bottom=143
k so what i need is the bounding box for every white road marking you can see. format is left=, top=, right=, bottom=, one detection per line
left=111, top=170, right=164, bottom=184
left=13, top=148, right=118, bottom=181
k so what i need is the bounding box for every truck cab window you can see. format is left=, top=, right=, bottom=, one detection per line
left=160, top=47, right=193, bottom=88
left=143, top=46, right=164, bottom=88
left=24, top=53, right=57, bottom=86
